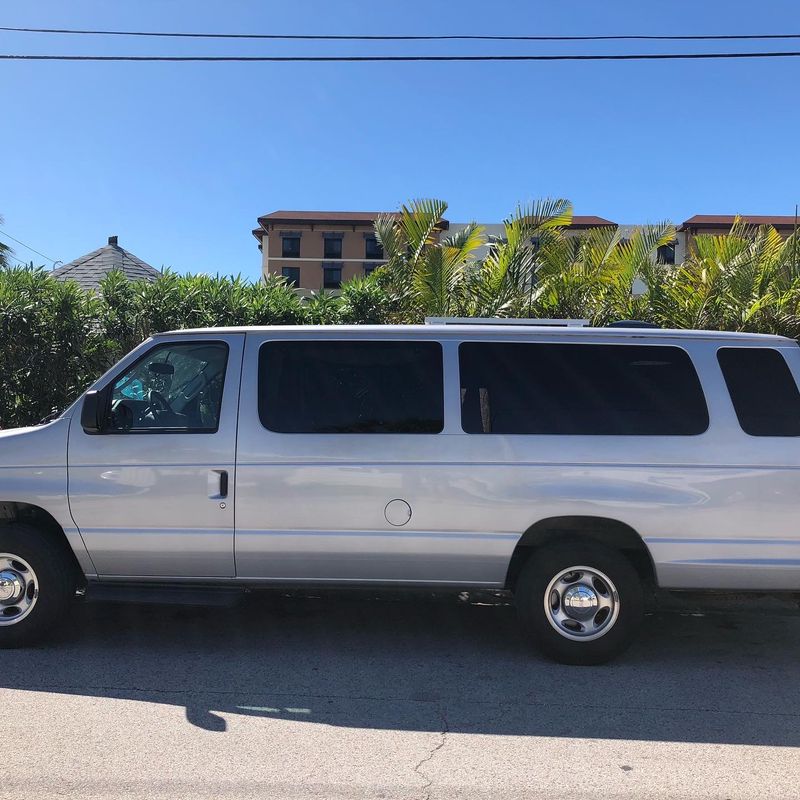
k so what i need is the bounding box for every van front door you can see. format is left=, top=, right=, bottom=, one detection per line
left=67, top=334, right=244, bottom=578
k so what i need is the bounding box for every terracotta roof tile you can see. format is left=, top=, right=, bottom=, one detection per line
left=680, top=214, right=800, bottom=230
left=568, top=215, right=617, bottom=227
left=255, top=209, right=449, bottom=237
left=260, top=210, right=396, bottom=223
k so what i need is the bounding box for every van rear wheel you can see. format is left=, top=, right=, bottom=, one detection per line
left=516, top=541, right=644, bottom=665
left=0, top=523, right=76, bottom=648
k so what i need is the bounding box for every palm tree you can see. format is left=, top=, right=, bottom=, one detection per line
left=492, top=215, right=674, bottom=324
left=0, top=216, right=12, bottom=269
left=661, top=218, right=800, bottom=335
left=464, top=199, right=573, bottom=317
left=370, top=202, right=800, bottom=333
left=374, top=198, right=484, bottom=320
left=596, top=221, right=677, bottom=324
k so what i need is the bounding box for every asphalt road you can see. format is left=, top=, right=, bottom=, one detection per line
left=3, top=589, right=800, bottom=800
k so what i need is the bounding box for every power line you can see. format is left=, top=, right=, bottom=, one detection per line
left=2, top=51, right=800, bottom=62
left=0, top=229, right=58, bottom=263
left=3, top=249, right=32, bottom=267
left=2, top=25, right=800, bottom=42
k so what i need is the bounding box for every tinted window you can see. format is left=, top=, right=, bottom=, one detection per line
left=259, top=341, right=443, bottom=433
left=323, top=266, right=342, bottom=290
left=281, top=237, right=300, bottom=258
left=109, top=341, right=228, bottom=432
left=365, top=236, right=383, bottom=260
left=718, top=347, right=800, bottom=436
left=324, top=238, right=342, bottom=259
left=281, top=266, right=300, bottom=287
left=459, top=342, right=708, bottom=436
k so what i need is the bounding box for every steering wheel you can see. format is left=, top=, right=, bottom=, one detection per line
left=145, top=389, right=173, bottom=416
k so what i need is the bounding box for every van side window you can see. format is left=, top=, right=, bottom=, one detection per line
left=109, top=342, right=228, bottom=433
left=459, top=342, right=708, bottom=436
left=258, top=341, right=444, bottom=433
left=717, top=347, right=800, bottom=436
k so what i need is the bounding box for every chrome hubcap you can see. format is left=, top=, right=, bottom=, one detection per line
left=0, top=570, right=24, bottom=603
left=0, top=554, right=39, bottom=626
left=544, top=565, right=619, bottom=641
left=562, top=584, right=598, bottom=618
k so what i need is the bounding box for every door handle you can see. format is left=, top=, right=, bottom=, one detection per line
left=209, top=469, right=229, bottom=499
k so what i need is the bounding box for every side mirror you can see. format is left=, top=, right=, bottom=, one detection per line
left=81, top=389, right=108, bottom=434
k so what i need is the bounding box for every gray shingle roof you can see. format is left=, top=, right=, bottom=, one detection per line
left=52, top=237, right=161, bottom=290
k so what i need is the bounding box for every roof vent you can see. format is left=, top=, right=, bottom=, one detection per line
left=108, top=235, right=118, bottom=246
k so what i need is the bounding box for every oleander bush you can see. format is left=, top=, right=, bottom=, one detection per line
left=0, top=269, right=305, bottom=428
left=2, top=197, right=799, bottom=428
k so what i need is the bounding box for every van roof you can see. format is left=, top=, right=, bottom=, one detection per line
left=155, top=324, right=796, bottom=344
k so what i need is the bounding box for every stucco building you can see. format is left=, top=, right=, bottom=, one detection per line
left=253, top=211, right=623, bottom=290
left=253, top=210, right=422, bottom=293
left=253, top=210, right=799, bottom=291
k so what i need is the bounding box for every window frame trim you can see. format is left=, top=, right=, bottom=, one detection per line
left=716, top=345, right=800, bottom=438
left=456, top=339, right=710, bottom=437
left=256, top=338, right=446, bottom=435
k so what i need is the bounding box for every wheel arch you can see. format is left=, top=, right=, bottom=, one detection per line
left=0, top=501, right=86, bottom=586
left=505, top=515, right=657, bottom=592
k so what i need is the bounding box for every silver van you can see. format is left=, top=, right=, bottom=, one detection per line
left=2, top=321, right=800, bottom=663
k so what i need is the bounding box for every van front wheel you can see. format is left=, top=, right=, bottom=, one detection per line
left=0, top=523, right=76, bottom=648
left=516, top=541, right=644, bottom=665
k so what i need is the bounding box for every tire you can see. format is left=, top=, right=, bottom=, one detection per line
left=0, top=523, right=77, bottom=648
left=515, top=540, right=644, bottom=665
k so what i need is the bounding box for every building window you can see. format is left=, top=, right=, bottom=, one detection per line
left=282, top=237, right=300, bottom=258
left=323, top=265, right=342, bottom=290
left=281, top=266, right=300, bottom=287
left=365, top=236, right=384, bottom=260
left=258, top=341, right=444, bottom=433
left=718, top=348, right=800, bottom=436
left=324, top=237, right=343, bottom=260
left=364, top=263, right=380, bottom=277
left=459, top=342, right=708, bottom=436
left=657, top=242, right=676, bottom=265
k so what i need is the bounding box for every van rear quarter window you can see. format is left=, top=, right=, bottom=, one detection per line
left=459, top=342, right=708, bottom=435
left=258, top=340, right=444, bottom=433
left=717, top=347, right=800, bottom=436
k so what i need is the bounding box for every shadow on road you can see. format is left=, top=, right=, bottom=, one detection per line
left=2, top=590, right=798, bottom=745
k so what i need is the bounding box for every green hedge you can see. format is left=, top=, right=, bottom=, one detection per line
left=0, top=268, right=400, bottom=428
left=3, top=200, right=800, bottom=430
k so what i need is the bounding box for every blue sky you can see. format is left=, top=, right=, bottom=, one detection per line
left=1, top=0, right=799, bottom=280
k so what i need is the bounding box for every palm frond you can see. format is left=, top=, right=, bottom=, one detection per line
left=399, top=198, right=448, bottom=266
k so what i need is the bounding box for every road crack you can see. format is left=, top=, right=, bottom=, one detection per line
left=412, top=702, right=449, bottom=800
